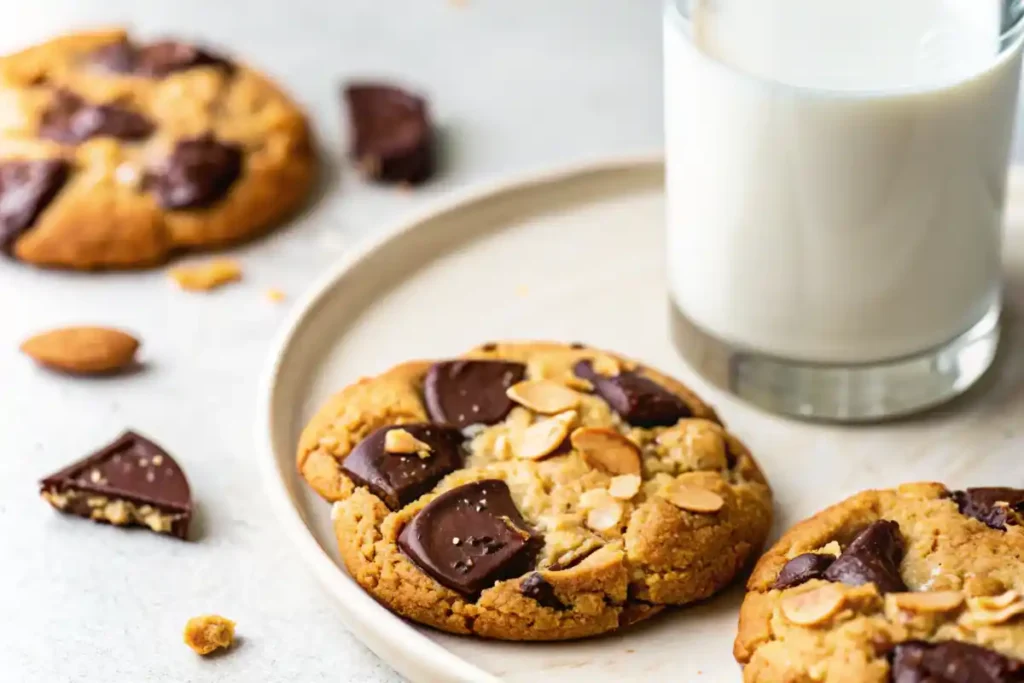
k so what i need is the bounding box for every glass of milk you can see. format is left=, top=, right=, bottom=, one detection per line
left=665, top=0, right=1024, bottom=420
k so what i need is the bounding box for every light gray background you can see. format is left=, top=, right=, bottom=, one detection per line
left=0, top=2, right=1021, bottom=682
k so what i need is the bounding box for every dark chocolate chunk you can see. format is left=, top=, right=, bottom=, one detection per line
left=574, top=360, right=692, bottom=428
left=823, top=520, right=906, bottom=593
left=345, top=83, right=435, bottom=184
left=341, top=423, right=464, bottom=510
left=890, top=640, right=1024, bottom=683
left=145, top=134, right=242, bottom=209
left=424, top=360, right=527, bottom=429
left=952, top=488, right=1024, bottom=531
left=397, top=479, right=541, bottom=597
left=773, top=553, right=836, bottom=590
left=521, top=572, right=565, bottom=610
left=39, top=90, right=154, bottom=144
left=39, top=430, right=192, bottom=539
left=0, top=159, right=69, bottom=253
left=92, top=39, right=231, bottom=77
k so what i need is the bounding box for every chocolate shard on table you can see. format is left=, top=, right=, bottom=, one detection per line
left=424, top=359, right=527, bottom=429
left=397, top=479, right=542, bottom=597
left=344, top=82, right=435, bottom=185
left=39, top=430, right=192, bottom=539
left=574, top=360, right=691, bottom=427
left=340, top=423, right=465, bottom=510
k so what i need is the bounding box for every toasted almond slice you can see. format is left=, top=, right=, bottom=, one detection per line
left=962, top=591, right=1024, bottom=626
left=506, top=380, right=581, bottom=414
left=585, top=501, right=623, bottom=532
left=973, top=590, right=1020, bottom=611
left=515, top=412, right=575, bottom=461
left=571, top=427, right=642, bottom=476
left=20, top=326, right=140, bottom=375
left=780, top=584, right=846, bottom=626
left=661, top=484, right=724, bottom=513
left=608, top=474, right=642, bottom=500
left=887, top=591, right=964, bottom=614
left=384, top=428, right=432, bottom=457
left=591, top=355, right=621, bottom=377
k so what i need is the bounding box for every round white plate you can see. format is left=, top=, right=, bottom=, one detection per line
left=257, top=157, right=1024, bottom=683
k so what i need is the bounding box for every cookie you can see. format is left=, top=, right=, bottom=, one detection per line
left=736, top=483, right=1024, bottom=682
left=0, top=29, right=315, bottom=269
left=297, top=341, right=772, bottom=640
left=344, top=82, right=434, bottom=184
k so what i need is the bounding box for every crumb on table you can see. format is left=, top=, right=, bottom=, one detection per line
left=183, top=614, right=236, bottom=655
left=169, top=259, right=242, bottom=292
left=265, top=288, right=287, bottom=303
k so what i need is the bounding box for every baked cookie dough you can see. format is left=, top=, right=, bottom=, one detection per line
left=0, top=28, right=315, bottom=269
left=736, top=483, right=1024, bottom=682
left=298, top=341, right=773, bottom=640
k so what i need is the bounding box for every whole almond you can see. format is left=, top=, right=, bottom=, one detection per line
left=21, top=326, right=139, bottom=375
left=570, top=427, right=642, bottom=476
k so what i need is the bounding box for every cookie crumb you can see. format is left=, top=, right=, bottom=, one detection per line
left=183, top=614, right=235, bottom=655
left=265, top=288, right=287, bottom=303
left=169, top=259, right=242, bottom=292
left=515, top=284, right=530, bottom=298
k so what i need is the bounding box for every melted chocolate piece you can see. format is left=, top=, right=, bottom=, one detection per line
left=520, top=572, right=565, bottom=610
left=423, top=360, right=526, bottom=429
left=39, top=431, right=192, bottom=539
left=39, top=90, right=154, bottom=144
left=344, top=83, right=434, bottom=184
left=341, top=423, right=464, bottom=510
left=92, top=39, right=231, bottom=77
left=952, top=488, right=1024, bottom=531
left=773, top=553, right=836, bottom=590
left=890, top=640, right=1024, bottom=683
left=397, top=479, right=541, bottom=597
left=0, top=159, right=69, bottom=253
left=574, top=360, right=692, bottom=427
left=823, top=520, right=907, bottom=593
left=145, top=134, right=242, bottom=209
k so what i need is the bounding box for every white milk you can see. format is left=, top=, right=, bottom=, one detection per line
left=665, top=0, right=1024, bottom=363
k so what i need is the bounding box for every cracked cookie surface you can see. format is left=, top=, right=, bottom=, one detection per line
left=298, top=341, right=773, bottom=640
left=736, top=483, right=1024, bottom=682
left=0, top=28, right=315, bottom=269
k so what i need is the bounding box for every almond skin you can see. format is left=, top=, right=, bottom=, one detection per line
left=20, top=326, right=140, bottom=375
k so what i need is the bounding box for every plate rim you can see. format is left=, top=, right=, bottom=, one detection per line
left=255, top=152, right=663, bottom=683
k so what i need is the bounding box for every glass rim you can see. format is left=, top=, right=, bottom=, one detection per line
left=664, top=0, right=1024, bottom=98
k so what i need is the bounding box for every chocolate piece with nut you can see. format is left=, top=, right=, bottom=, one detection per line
left=341, top=423, right=465, bottom=510
left=397, top=479, right=541, bottom=597
left=952, top=488, right=1024, bottom=531
left=344, top=82, right=435, bottom=184
left=39, top=431, right=192, bottom=539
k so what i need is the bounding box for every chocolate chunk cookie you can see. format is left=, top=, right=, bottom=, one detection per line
left=298, top=341, right=773, bottom=641
left=0, top=29, right=315, bottom=269
left=736, top=483, right=1024, bottom=682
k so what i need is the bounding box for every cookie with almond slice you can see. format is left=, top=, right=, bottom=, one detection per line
left=299, top=341, right=772, bottom=640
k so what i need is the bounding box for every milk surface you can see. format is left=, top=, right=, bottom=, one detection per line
left=665, top=0, right=1023, bottom=363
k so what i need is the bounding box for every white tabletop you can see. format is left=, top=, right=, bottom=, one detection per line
left=1, top=2, right=1022, bottom=682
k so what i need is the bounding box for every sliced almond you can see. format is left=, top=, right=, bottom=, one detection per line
left=608, top=474, right=642, bottom=500
left=780, top=584, right=847, bottom=626
left=571, top=427, right=641, bottom=476
left=962, top=591, right=1024, bottom=626
left=585, top=501, right=623, bottom=532
left=20, top=326, right=140, bottom=375
left=515, top=411, right=576, bottom=461
left=590, top=355, right=621, bottom=377
left=661, top=484, right=724, bottom=514
left=169, top=259, right=242, bottom=292
left=506, top=380, right=581, bottom=414
left=384, top=428, right=432, bottom=457
left=972, top=590, right=1020, bottom=611
left=887, top=591, right=964, bottom=614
